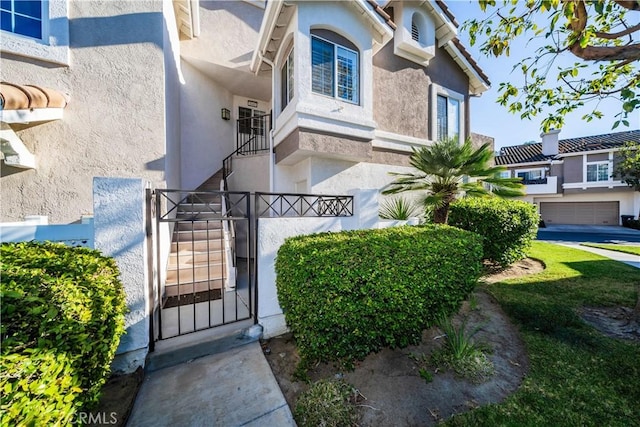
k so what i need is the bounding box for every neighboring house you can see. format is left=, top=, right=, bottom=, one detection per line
left=1, top=0, right=490, bottom=222
left=495, top=129, right=640, bottom=226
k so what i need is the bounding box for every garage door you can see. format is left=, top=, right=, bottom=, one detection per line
left=540, top=202, right=619, bottom=225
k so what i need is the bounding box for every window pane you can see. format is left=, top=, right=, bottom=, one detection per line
left=14, top=14, right=41, bottom=38
left=586, top=164, right=597, bottom=182
left=15, top=1, right=41, bottom=19
left=0, top=1, right=12, bottom=12
left=437, top=95, right=447, bottom=141
left=1, top=11, right=11, bottom=32
left=280, top=61, right=288, bottom=111
left=337, top=47, right=357, bottom=103
left=238, top=107, right=252, bottom=134
left=597, top=164, right=609, bottom=181
left=311, top=37, right=334, bottom=97
left=448, top=98, right=459, bottom=140
left=287, top=49, right=294, bottom=102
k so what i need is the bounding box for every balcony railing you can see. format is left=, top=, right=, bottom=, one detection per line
left=255, top=192, right=354, bottom=218
left=237, top=113, right=271, bottom=155
left=522, top=178, right=547, bottom=185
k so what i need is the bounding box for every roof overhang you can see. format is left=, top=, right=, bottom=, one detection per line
left=172, top=0, right=200, bottom=39
left=443, top=40, right=490, bottom=95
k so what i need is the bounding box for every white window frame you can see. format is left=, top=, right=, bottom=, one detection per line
left=585, top=161, right=610, bottom=182
left=0, top=0, right=68, bottom=65
left=280, top=46, right=294, bottom=112
left=583, top=152, right=614, bottom=183
left=310, top=34, right=359, bottom=105
left=431, top=83, right=464, bottom=143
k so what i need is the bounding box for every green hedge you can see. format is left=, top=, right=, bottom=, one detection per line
left=275, top=225, right=483, bottom=366
left=1, top=242, right=127, bottom=426
left=448, top=197, right=539, bottom=266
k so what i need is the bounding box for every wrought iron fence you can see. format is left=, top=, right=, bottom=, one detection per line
left=255, top=192, right=353, bottom=218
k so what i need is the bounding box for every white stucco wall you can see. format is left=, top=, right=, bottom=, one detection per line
left=309, top=157, right=414, bottom=195
left=257, top=188, right=379, bottom=338
left=1, top=0, right=166, bottom=223
left=179, top=61, right=235, bottom=189
left=273, top=157, right=311, bottom=193
left=163, top=0, right=183, bottom=190
left=93, top=177, right=150, bottom=374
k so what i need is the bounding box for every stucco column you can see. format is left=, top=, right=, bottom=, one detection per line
left=351, top=189, right=380, bottom=229
left=93, top=177, right=149, bottom=374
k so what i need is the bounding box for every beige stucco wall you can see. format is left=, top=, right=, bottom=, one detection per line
left=1, top=0, right=166, bottom=223
left=372, top=33, right=470, bottom=141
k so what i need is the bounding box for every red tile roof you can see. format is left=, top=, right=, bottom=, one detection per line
left=495, top=130, right=640, bottom=165
left=1, top=82, right=68, bottom=110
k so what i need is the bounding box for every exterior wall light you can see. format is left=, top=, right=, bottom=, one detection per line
left=221, top=108, right=231, bottom=121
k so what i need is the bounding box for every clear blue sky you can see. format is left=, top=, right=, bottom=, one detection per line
left=446, top=1, right=639, bottom=151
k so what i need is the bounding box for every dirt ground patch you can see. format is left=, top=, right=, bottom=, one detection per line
left=262, top=259, right=545, bottom=426
left=88, top=367, right=143, bottom=427
left=579, top=306, right=640, bottom=342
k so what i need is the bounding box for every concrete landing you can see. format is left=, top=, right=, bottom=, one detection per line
left=126, top=341, right=295, bottom=427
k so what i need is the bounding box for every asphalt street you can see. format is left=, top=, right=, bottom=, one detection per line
left=537, top=225, right=640, bottom=245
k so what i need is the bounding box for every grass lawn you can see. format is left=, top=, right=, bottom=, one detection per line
left=446, top=241, right=640, bottom=426
left=581, top=243, right=640, bottom=257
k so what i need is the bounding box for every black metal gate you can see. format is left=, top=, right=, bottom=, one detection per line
left=153, top=189, right=253, bottom=340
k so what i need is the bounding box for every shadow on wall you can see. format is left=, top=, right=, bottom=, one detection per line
left=65, top=13, right=163, bottom=49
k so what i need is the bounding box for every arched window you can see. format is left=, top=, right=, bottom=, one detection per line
left=310, top=29, right=359, bottom=104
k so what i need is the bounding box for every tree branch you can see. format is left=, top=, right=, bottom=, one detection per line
left=570, top=43, right=640, bottom=61
left=594, top=23, right=640, bottom=39
left=613, top=1, right=640, bottom=11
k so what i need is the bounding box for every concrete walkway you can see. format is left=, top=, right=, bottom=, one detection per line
left=127, top=337, right=295, bottom=426
left=560, top=243, right=640, bottom=269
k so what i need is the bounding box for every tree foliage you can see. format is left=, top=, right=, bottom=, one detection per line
left=614, top=140, right=640, bottom=190
left=382, top=138, right=524, bottom=224
left=465, top=0, right=640, bottom=131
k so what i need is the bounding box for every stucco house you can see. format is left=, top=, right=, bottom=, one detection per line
left=1, top=0, right=492, bottom=368
left=495, top=129, right=640, bottom=226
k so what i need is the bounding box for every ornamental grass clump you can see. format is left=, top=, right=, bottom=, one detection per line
left=1, top=242, right=127, bottom=426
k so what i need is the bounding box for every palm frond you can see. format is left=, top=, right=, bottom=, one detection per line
left=379, top=197, right=421, bottom=220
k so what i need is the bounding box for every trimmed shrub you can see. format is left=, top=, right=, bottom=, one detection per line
left=448, top=197, right=539, bottom=266
left=275, top=225, right=483, bottom=366
left=1, top=242, right=127, bottom=426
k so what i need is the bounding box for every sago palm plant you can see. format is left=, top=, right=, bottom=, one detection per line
left=382, top=138, right=524, bottom=223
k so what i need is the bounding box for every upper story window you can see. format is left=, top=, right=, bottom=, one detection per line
left=586, top=161, right=609, bottom=182
left=280, top=47, right=294, bottom=112
left=311, top=33, right=359, bottom=104
left=436, top=94, right=459, bottom=142
left=1, top=0, right=42, bottom=39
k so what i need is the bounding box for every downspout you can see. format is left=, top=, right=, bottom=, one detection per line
left=259, top=54, right=276, bottom=193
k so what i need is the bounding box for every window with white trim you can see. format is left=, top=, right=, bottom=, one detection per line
left=311, top=35, right=359, bottom=104
left=280, top=47, right=294, bottom=112
left=436, top=94, right=460, bottom=142
left=586, top=161, right=609, bottom=182
left=1, top=0, right=42, bottom=39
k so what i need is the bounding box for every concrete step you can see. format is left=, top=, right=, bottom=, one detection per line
left=166, top=264, right=225, bottom=283
left=169, top=250, right=223, bottom=266
left=176, top=221, right=223, bottom=231
left=172, top=239, right=224, bottom=252
left=173, top=228, right=224, bottom=242
left=168, top=256, right=224, bottom=270
left=164, top=278, right=224, bottom=297
left=177, top=203, right=223, bottom=214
